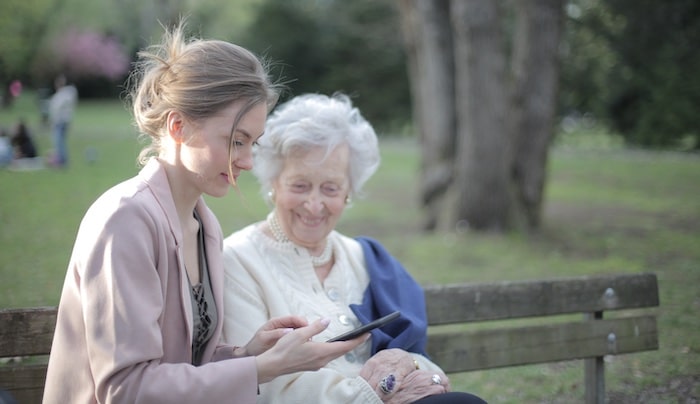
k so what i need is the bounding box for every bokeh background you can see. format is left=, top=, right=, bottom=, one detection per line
left=1, top=0, right=698, bottom=402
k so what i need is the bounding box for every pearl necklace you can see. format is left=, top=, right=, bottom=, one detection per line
left=267, top=212, right=333, bottom=267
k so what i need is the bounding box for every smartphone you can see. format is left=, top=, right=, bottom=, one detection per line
left=326, top=311, right=401, bottom=342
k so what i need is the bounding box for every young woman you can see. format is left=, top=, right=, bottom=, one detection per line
left=43, top=23, right=365, bottom=404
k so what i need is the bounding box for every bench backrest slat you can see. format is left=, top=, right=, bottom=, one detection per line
left=427, top=315, right=658, bottom=372
left=0, top=306, right=57, bottom=358
left=0, top=364, right=47, bottom=404
left=0, top=274, right=658, bottom=357
left=424, top=272, right=659, bottom=325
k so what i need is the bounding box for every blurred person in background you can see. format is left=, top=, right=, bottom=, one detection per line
left=10, top=120, right=38, bottom=159
left=0, top=126, right=12, bottom=167
left=48, top=74, right=78, bottom=167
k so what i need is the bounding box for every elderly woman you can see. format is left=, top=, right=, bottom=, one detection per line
left=222, top=93, right=486, bottom=404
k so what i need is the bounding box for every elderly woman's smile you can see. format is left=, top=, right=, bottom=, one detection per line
left=272, top=144, right=350, bottom=254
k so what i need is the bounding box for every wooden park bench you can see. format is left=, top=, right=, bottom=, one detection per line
left=0, top=272, right=659, bottom=403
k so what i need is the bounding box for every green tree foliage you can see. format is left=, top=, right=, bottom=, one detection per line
left=0, top=0, right=61, bottom=100
left=562, top=0, right=700, bottom=148
left=0, top=0, right=197, bottom=100
left=240, top=0, right=411, bottom=132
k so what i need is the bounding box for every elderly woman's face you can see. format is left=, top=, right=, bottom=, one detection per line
left=273, top=144, right=350, bottom=250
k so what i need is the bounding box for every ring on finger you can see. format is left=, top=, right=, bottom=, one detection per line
left=431, top=374, right=442, bottom=385
left=379, top=374, right=396, bottom=394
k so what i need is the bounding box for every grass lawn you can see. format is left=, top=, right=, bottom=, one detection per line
left=1, top=92, right=698, bottom=403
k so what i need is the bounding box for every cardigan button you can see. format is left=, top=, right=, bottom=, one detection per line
left=327, top=288, right=339, bottom=301
left=338, top=314, right=351, bottom=325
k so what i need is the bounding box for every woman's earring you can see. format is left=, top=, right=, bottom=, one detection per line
left=345, top=195, right=351, bottom=204
left=268, top=189, right=275, bottom=202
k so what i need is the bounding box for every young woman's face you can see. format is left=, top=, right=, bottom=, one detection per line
left=273, top=145, right=350, bottom=250
left=178, top=102, right=267, bottom=198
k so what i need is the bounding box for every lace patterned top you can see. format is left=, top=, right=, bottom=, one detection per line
left=189, top=210, right=217, bottom=366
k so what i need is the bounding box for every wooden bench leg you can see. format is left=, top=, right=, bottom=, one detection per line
left=584, top=311, right=605, bottom=404
left=585, top=355, right=605, bottom=404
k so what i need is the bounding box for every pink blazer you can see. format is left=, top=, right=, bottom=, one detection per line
left=43, top=159, right=258, bottom=403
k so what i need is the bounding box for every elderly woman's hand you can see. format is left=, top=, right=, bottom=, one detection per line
left=359, top=349, right=421, bottom=398
left=360, top=349, right=451, bottom=403
left=383, top=370, right=450, bottom=404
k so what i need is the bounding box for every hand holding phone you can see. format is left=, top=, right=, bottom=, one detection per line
left=327, top=311, right=401, bottom=342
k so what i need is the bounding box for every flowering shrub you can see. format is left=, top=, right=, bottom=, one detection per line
left=54, top=29, right=130, bottom=80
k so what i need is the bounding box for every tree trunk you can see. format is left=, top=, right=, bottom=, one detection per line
left=451, top=0, right=512, bottom=231
left=397, top=0, right=456, bottom=231
left=399, top=0, right=563, bottom=233
left=510, top=0, right=564, bottom=230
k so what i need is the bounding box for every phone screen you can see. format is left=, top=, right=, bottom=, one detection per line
left=326, top=311, right=401, bottom=342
